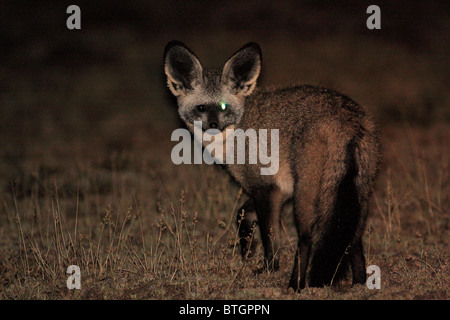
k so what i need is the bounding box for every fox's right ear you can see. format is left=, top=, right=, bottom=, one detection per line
left=164, top=41, right=203, bottom=97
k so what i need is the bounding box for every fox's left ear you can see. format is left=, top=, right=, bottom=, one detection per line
left=222, top=42, right=262, bottom=96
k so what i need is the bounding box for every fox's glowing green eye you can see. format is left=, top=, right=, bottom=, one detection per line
left=219, top=103, right=228, bottom=112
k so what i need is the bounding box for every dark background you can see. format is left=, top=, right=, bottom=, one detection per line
left=1, top=0, right=449, bottom=194
left=0, top=0, right=449, bottom=195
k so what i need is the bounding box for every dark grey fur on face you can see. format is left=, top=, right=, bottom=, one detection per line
left=164, top=41, right=262, bottom=132
left=185, top=102, right=239, bottom=131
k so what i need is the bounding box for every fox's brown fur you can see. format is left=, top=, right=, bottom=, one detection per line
left=164, top=41, right=381, bottom=291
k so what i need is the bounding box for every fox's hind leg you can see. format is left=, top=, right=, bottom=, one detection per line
left=236, top=199, right=258, bottom=259
left=288, top=136, right=326, bottom=291
left=348, top=185, right=371, bottom=285
left=349, top=235, right=366, bottom=285
left=289, top=177, right=322, bottom=291
left=288, top=218, right=312, bottom=291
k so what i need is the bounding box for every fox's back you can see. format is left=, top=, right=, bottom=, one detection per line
left=229, top=85, right=379, bottom=196
left=241, top=85, right=370, bottom=133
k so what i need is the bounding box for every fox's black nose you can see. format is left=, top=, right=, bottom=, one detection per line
left=209, top=122, right=218, bottom=129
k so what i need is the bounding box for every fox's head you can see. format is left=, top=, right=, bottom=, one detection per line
left=164, top=41, right=262, bottom=131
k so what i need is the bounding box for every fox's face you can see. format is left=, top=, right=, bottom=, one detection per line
left=164, top=41, right=261, bottom=131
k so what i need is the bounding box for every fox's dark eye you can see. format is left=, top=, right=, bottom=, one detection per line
left=196, top=105, right=206, bottom=112
left=219, top=103, right=229, bottom=112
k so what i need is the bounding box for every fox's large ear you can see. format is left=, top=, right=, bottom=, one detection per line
left=164, top=41, right=203, bottom=97
left=222, top=42, right=262, bottom=96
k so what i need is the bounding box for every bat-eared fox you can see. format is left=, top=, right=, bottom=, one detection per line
left=164, top=41, right=380, bottom=291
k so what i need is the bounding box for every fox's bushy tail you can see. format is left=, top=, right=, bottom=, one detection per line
left=308, top=139, right=361, bottom=287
